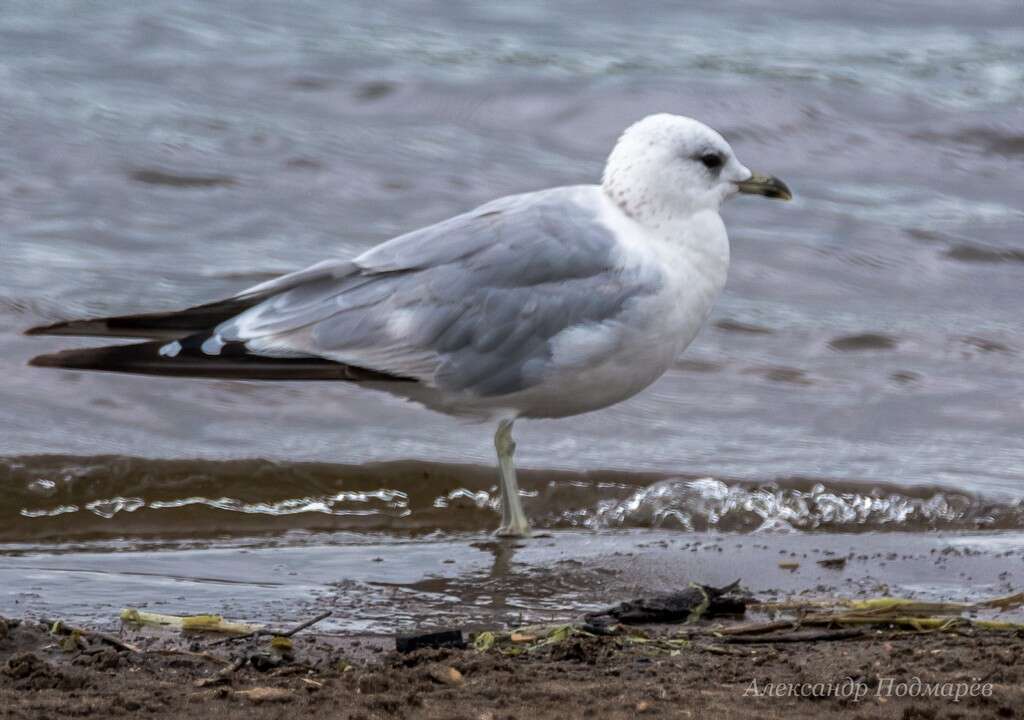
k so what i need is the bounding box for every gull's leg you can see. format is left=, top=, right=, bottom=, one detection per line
left=494, top=419, right=531, bottom=537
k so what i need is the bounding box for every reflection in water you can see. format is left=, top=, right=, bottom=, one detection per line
left=368, top=538, right=527, bottom=626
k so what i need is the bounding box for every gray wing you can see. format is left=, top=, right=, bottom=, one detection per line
left=217, top=187, right=655, bottom=398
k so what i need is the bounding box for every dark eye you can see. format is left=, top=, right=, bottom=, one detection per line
left=700, top=153, right=723, bottom=170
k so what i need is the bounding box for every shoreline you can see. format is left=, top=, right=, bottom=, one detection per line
left=3, top=529, right=1023, bottom=633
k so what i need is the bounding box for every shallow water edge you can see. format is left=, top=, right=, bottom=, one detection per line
left=5, top=454, right=1024, bottom=542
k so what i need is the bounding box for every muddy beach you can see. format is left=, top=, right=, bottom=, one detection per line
left=4, top=527, right=1024, bottom=718
left=3, top=584, right=1023, bottom=720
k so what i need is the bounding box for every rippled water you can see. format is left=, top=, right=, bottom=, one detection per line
left=6, top=457, right=1024, bottom=545
left=2, top=1, right=1023, bottom=548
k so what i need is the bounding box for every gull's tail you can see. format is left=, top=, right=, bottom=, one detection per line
left=28, top=336, right=410, bottom=382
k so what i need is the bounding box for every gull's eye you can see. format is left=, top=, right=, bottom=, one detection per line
left=700, top=153, right=723, bottom=170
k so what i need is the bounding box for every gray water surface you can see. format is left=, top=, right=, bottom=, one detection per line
left=2, top=1, right=1023, bottom=537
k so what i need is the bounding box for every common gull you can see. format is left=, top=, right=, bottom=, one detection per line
left=27, top=113, right=791, bottom=537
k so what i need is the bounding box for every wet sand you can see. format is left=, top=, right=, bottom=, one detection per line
left=4, top=529, right=1023, bottom=637
left=5, top=493, right=1024, bottom=720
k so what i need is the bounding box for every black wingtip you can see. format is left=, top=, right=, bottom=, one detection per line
left=27, top=344, right=133, bottom=371
left=24, top=319, right=100, bottom=337
left=21, top=295, right=266, bottom=340
left=25, top=339, right=417, bottom=382
left=28, top=351, right=66, bottom=368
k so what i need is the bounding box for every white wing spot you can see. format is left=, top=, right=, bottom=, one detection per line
left=549, top=322, right=620, bottom=369
left=201, top=334, right=226, bottom=355
left=386, top=309, right=418, bottom=340
left=158, top=341, right=182, bottom=358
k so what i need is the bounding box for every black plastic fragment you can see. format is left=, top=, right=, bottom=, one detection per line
left=395, top=629, right=465, bottom=653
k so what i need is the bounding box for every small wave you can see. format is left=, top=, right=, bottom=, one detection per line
left=714, top=319, right=774, bottom=335
left=128, top=169, right=237, bottom=188
left=146, top=490, right=409, bottom=517
left=945, top=244, right=1024, bottom=264
left=911, top=127, right=1024, bottom=157
left=828, top=333, right=899, bottom=351
left=585, top=478, right=1024, bottom=533
left=353, top=80, right=398, bottom=101
left=740, top=366, right=813, bottom=386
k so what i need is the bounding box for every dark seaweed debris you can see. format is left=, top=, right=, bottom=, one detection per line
left=584, top=581, right=748, bottom=626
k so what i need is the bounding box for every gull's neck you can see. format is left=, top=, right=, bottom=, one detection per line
left=599, top=184, right=719, bottom=238
left=597, top=185, right=730, bottom=289
left=600, top=173, right=719, bottom=234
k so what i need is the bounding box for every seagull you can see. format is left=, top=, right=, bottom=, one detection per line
left=26, top=113, right=791, bottom=538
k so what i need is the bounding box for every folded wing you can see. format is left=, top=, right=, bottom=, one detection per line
left=28, top=187, right=656, bottom=395
left=216, top=188, right=652, bottom=396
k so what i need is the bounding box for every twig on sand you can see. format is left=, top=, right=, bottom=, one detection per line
left=210, top=610, right=333, bottom=646
left=696, top=643, right=751, bottom=656
left=715, top=620, right=797, bottom=636
left=722, top=629, right=865, bottom=644
left=195, top=655, right=248, bottom=687
left=733, top=591, right=1024, bottom=637
left=276, top=610, right=333, bottom=638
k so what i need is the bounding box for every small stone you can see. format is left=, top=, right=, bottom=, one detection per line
left=817, top=557, right=848, bottom=570
left=234, top=687, right=293, bottom=704
left=427, top=665, right=464, bottom=686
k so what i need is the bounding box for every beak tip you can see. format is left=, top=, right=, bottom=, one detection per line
left=776, top=180, right=793, bottom=202
left=736, top=173, right=792, bottom=202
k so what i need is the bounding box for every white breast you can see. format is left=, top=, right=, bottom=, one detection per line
left=509, top=191, right=730, bottom=419
left=601, top=191, right=730, bottom=360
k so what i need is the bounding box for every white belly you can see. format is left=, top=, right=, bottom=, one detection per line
left=515, top=274, right=723, bottom=418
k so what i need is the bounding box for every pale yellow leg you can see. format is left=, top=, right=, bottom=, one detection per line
left=494, top=419, right=531, bottom=538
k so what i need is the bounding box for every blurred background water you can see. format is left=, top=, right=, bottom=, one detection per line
left=1, top=0, right=1023, bottom=540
